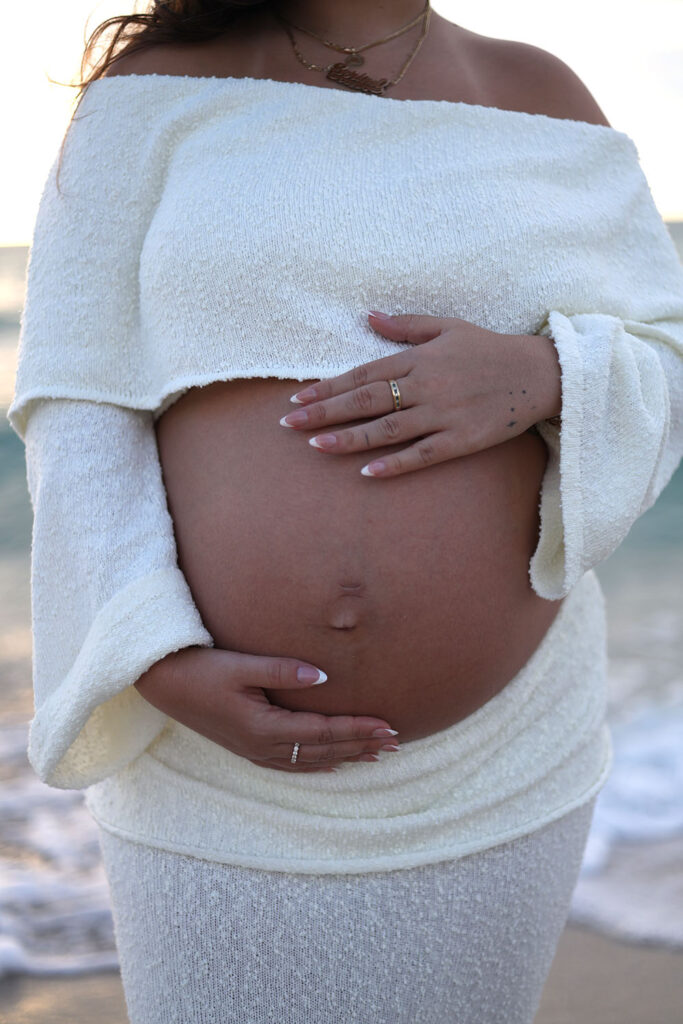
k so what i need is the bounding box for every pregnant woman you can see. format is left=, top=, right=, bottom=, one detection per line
left=9, top=1, right=683, bottom=1021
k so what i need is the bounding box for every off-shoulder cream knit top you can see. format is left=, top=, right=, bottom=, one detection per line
left=7, top=73, right=683, bottom=873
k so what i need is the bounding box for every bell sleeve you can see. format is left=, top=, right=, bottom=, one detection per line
left=528, top=145, right=683, bottom=600
left=21, top=398, right=214, bottom=790
left=7, top=79, right=214, bottom=789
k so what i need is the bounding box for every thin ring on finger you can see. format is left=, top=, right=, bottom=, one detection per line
left=284, top=376, right=412, bottom=435
left=382, top=376, right=409, bottom=414
left=388, top=378, right=402, bottom=411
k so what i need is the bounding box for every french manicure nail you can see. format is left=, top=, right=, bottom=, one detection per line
left=379, top=744, right=401, bottom=752
left=372, top=728, right=398, bottom=737
left=361, top=460, right=386, bottom=476
left=297, top=666, right=328, bottom=684
left=290, top=387, right=317, bottom=404
left=309, top=434, right=337, bottom=450
left=280, top=411, right=308, bottom=427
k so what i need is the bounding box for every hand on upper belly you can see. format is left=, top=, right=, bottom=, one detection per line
left=278, top=310, right=561, bottom=479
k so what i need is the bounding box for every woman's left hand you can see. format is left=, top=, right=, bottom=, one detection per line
left=279, top=311, right=562, bottom=478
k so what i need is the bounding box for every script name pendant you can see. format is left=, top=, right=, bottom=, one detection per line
left=326, top=62, right=391, bottom=95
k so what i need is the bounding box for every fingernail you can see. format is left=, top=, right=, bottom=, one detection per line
left=280, top=411, right=308, bottom=427
left=372, top=728, right=399, bottom=737
left=309, top=434, right=337, bottom=450
left=361, top=460, right=386, bottom=476
left=368, top=310, right=391, bottom=319
left=379, top=744, right=401, bottom=752
left=290, top=387, right=317, bottom=404
left=297, top=666, right=328, bottom=684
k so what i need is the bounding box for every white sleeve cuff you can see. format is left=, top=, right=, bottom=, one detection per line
left=529, top=309, right=679, bottom=599
left=28, top=565, right=214, bottom=790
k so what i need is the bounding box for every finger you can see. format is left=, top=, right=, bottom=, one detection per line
left=270, top=734, right=396, bottom=763
left=264, top=710, right=397, bottom=749
left=289, top=352, right=413, bottom=405
left=308, top=406, right=432, bottom=456
left=281, top=378, right=404, bottom=432
left=249, top=751, right=383, bottom=772
left=367, top=311, right=452, bottom=344
left=268, top=751, right=383, bottom=768
left=248, top=759, right=339, bottom=773
left=344, top=751, right=390, bottom=762
left=238, top=653, right=329, bottom=690
left=360, top=431, right=461, bottom=478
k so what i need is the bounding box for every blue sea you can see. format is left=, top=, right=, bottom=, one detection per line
left=1, top=234, right=682, bottom=978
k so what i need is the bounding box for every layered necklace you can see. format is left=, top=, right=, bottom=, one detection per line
left=272, top=1, right=432, bottom=96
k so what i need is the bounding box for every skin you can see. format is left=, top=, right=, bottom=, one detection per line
left=122, top=1, right=612, bottom=770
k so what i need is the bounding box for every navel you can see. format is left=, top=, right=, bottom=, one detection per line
left=327, top=580, right=366, bottom=630
left=328, top=602, right=361, bottom=630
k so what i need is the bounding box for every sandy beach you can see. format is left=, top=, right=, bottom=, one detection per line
left=1, top=922, right=682, bottom=1023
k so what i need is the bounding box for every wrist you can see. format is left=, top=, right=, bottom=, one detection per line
left=519, top=332, right=562, bottom=424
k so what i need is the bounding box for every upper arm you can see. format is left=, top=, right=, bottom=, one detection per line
left=8, top=73, right=164, bottom=440
left=497, top=40, right=613, bottom=128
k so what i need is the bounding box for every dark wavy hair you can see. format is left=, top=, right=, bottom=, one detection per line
left=54, top=1, right=271, bottom=189
left=78, top=1, right=269, bottom=90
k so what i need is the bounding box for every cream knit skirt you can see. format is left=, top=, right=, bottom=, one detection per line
left=96, top=795, right=596, bottom=1024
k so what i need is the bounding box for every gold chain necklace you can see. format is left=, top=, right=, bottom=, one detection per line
left=272, top=1, right=432, bottom=96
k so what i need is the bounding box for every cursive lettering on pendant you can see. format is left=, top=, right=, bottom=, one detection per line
left=326, top=63, right=391, bottom=96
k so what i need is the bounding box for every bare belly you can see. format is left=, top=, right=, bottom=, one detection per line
left=155, top=377, right=563, bottom=742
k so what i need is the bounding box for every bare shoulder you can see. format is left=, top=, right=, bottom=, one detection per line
left=102, top=37, right=237, bottom=79
left=509, top=40, right=610, bottom=126
left=103, top=45, right=184, bottom=78
left=495, top=37, right=612, bottom=127
left=459, top=27, right=612, bottom=127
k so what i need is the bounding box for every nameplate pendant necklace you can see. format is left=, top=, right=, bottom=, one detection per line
left=273, top=0, right=432, bottom=97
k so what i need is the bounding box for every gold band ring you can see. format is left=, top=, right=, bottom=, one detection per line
left=388, top=379, right=402, bottom=411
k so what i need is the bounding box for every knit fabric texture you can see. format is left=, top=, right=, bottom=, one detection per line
left=6, top=77, right=683, bottom=863
left=96, top=797, right=597, bottom=1024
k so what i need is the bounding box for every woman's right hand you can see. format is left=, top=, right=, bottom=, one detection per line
left=133, top=646, right=399, bottom=772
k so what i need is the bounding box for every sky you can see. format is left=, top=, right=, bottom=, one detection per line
left=1, top=0, right=681, bottom=245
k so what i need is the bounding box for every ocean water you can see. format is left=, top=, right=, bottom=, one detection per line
left=1, top=233, right=682, bottom=977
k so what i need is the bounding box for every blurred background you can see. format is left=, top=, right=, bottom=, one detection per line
left=1, top=1, right=682, bottom=1021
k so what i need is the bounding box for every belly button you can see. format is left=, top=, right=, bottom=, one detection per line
left=328, top=592, right=363, bottom=630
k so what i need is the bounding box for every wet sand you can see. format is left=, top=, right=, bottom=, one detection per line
left=1, top=924, right=682, bottom=1023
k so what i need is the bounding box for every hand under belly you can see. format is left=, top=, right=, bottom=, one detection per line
left=155, top=377, right=563, bottom=742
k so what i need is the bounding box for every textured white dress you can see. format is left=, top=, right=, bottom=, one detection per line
left=8, top=72, right=683, bottom=1022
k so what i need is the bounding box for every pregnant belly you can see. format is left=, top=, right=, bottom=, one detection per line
left=155, top=377, right=563, bottom=743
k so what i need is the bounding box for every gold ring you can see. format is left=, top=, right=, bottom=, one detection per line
left=388, top=379, right=402, bottom=411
